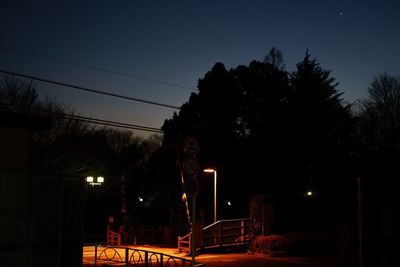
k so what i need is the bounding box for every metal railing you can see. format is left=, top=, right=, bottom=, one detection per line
left=177, top=232, right=191, bottom=253
left=94, top=245, right=192, bottom=267
left=177, top=218, right=250, bottom=252
left=107, top=226, right=121, bottom=246
left=202, top=218, right=250, bottom=249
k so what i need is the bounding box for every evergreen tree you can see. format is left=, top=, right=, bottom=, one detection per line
left=287, top=51, right=355, bottom=210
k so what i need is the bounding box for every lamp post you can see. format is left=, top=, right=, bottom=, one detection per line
left=203, top=168, right=217, bottom=223
left=86, top=176, right=104, bottom=186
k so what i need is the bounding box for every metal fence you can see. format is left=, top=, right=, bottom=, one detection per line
left=202, top=218, right=250, bottom=249
left=93, top=245, right=192, bottom=267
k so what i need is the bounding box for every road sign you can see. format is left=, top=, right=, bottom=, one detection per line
left=182, top=157, right=200, bottom=176
left=183, top=136, right=200, bottom=156
left=184, top=178, right=199, bottom=196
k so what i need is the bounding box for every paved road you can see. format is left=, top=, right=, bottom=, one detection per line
left=83, top=245, right=339, bottom=267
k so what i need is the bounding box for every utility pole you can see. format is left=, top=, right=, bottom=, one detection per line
left=357, top=177, right=363, bottom=267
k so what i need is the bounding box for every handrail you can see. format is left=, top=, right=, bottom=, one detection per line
left=177, top=218, right=251, bottom=253
left=94, top=244, right=192, bottom=267
left=202, top=218, right=250, bottom=249
left=177, top=232, right=191, bottom=253
left=203, top=218, right=249, bottom=230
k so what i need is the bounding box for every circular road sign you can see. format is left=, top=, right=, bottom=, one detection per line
left=183, top=157, right=200, bottom=176
left=183, top=136, right=200, bottom=156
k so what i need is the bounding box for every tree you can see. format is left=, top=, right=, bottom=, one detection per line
left=162, top=48, right=293, bottom=218
left=0, top=76, right=39, bottom=110
left=264, top=46, right=285, bottom=71
left=288, top=51, right=352, bottom=171
left=286, top=52, right=356, bottom=229
left=162, top=49, right=355, bottom=222
left=360, top=73, right=400, bottom=149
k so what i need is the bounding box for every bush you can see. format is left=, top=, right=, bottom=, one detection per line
left=249, top=232, right=332, bottom=256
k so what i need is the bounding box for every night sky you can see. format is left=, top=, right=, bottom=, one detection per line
left=1, top=0, right=399, bottom=136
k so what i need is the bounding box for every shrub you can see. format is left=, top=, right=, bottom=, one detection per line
left=249, top=232, right=332, bottom=256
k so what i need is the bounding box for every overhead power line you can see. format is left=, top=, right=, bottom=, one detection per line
left=2, top=105, right=163, bottom=133
left=1, top=47, right=196, bottom=92
left=0, top=69, right=181, bottom=110
left=60, top=112, right=163, bottom=133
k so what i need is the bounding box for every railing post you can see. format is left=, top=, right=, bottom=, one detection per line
left=125, top=247, right=129, bottom=267
left=241, top=220, right=245, bottom=244
left=189, top=232, right=191, bottom=252
left=144, top=251, right=148, bottom=267
left=160, top=253, right=163, bottom=267
left=94, top=245, right=97, bottom=267
left=219, top=222, right=223, bottom=247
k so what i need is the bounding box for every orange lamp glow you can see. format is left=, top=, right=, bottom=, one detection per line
left=203, top=168, right=215, bottom=173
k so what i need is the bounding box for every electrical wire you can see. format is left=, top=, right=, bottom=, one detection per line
left=0, top=69, right=181, bottom=110
left=1, top=105, right=163, bottom=133
left=1, top=47, right=196, bottom=92
left=60, top=112, right=163, bottom=133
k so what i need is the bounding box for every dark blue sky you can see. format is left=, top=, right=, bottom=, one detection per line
left=1, top=0, right=399, bottom=136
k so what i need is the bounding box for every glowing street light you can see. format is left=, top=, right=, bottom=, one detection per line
left=97, top=176, right=104, bottom=183
left=203, top=168, right=217, bottom=223
left=305, top=190, right=314, bottom=198
left=86, top=176, right=105, bottom=186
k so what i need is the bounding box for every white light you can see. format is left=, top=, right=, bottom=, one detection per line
left=86, top=176, right=94, bottom=183
left=138, top=197, right=144, bottom=202
left=227, top=201, right=232, bottom=206
left=306, top=191, right=313, bottom=196
left=97, top=176, right=104, bottom=183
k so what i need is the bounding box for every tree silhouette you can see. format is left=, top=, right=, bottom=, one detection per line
left=264, top=46, right=285, bottom=71
left=0, top=76, right=39, bottom=110
left=360, top=73, right=400, bottom=149
left=162, top=49, right=355, bottom=221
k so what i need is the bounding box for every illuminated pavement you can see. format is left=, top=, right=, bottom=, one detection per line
left=83, top=245, right=339, bottom=267
left=83, top=245, right=190, bottom=266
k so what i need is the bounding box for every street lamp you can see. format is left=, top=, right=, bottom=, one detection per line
left=203, top=168, right=217, bottom=223
left=86, top=176, right=105, bottom=186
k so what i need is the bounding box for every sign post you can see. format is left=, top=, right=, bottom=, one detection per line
left=191, top=195, right=196, bottom=267
left=182, top=136, right=200, bottom=266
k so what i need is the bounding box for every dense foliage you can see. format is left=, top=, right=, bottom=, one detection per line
left=162, top=49, right=355, bottom=223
